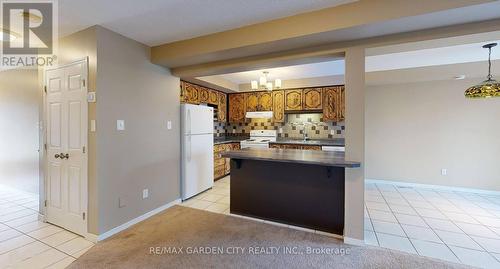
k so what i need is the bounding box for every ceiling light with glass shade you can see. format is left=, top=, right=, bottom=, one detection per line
left=0, top=29, right=17, bottom=41
left=465, top=43, right=500, bottom=98
left=251, top=71, right=281, bottom=91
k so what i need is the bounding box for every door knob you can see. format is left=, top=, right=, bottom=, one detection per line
left=61, top=153, right=69, bottom=159
left=55, top=153, right=60, bottom=159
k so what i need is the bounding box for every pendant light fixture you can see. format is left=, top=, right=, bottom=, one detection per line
left=465, top=43, right=500, bottom=98
left=251, top=71, right=281, bottom=91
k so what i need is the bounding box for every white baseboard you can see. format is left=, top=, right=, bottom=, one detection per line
left=344, top=237, right=365, bottom=246
left=366, top=179, right=500, bottom=196
left=38, top=213, right=45, bottom=222
left=97, top=199, right=181, bottom=241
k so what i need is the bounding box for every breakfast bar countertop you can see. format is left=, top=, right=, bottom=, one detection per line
left=270, top=138, right=345, bottom=147
left=213, top=136, right=248, bottom=145
left=220, top=148, right=361, bottom=168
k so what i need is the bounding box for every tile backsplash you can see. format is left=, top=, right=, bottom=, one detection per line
left=214, top=113, right=345, bottom=139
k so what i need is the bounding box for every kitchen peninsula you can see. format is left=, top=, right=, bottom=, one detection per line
left=220, top=148, right=361, bottom=235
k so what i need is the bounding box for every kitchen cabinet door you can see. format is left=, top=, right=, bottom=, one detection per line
left=184, top=82, right=200, bottom=104
left=245, top=92, right=258, bottom=112
left=323, top=87, right=341, bottom=122
left=199, top=86, right=209, bottom=103
left=338, top=86, right=345, bottom=121
left=180, top=81, right=187, bottom=103
left=229, top=93, right=246, bottom=123
left=208, top=90, right=218, bottom=105
left=285, top=89, right=303, bottom=111
left=303, top=88, right=322, bottom=110
left=217, top=92, right=227, bottom=122
left=283, top=144, right=301, bottom=149
left=258, top=91, right=273, bottom=111
left=272, top=90, right=285, bottom=123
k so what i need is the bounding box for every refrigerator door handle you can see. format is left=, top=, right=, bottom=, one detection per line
left=188, top=135, right=192, bottom=162
left=187, top=109, right=191, bottom=136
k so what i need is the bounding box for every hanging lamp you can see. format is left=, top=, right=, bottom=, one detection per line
left=465, top=43, right=500, bottom=98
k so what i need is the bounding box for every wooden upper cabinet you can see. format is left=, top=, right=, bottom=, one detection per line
left=217, top=92, right=227, bottom=122
left=199, top=87, right=209, bottom=103
left=322, top=86, right=345, bottom=122
left=184, top=82, right=200, bottom=104
left=285, top=89, right=303, bottom=111
left=229, top=93, right=246, bottom=123
left=272, top=90, right=285, bottom=123
left=208, top=90, right=218, bottom=105
left=303, top=88, right=322, bottom=110
left=180, top=82, right=187, bottom=103
left=338, top=86, right=345, bottom=120
left=258, top=91, right=273, bottom=111
left=245, top=92, right=259, bottom=112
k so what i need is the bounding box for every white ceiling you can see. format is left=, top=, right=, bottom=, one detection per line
left=203, top=61, right=345, bottom=84
left=366, top=40, right=500, bottom=72
left=58, top=0, right=355, bottom=46
left=201, top=38, right=500, bottom=84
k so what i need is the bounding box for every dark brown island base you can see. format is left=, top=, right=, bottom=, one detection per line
left=220, top=148, right=361, bottom=236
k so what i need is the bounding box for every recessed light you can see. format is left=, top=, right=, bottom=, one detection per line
left=454, top=75, right=466, bottom=80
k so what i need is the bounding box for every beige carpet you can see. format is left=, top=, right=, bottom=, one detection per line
left=70, top=206, right=471, bottom=269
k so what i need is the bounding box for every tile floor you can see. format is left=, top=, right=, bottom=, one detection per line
left=182, top=177, right=500, bottom=269
left=0, top=184, right=94, bottom=269
left=365, top=181, right=500, bottom=269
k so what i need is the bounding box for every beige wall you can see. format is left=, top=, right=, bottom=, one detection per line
left=95, top=27, right=180, bottom=234
left=344, top=47, right=365, bottom=242
left=44, top=26, right=181, bottom=235
left=366, top=79, right=500, bottom=191
left=0, top=69, right=39, bottom=193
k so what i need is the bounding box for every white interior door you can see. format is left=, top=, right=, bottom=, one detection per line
left=45, top=59, right=88, bottom=236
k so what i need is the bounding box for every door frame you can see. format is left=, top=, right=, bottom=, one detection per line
left=42, top=57, right=89, bottom=237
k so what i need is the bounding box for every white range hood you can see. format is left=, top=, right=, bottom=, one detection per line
left=245, top=111, right=273, bottom=119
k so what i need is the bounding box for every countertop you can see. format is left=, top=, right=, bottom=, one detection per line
left=220, top=148, right=360, bottom=168
left=270, top=138, right=345, bottom=147
left=214, top=137, right=248, bottom=145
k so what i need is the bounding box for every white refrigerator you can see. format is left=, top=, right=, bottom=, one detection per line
left=181, top=104, right=214, bottom=200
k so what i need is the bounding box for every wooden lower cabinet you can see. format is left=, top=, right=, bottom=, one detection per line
left=214, top=142, right=240, bottom=180
left=269, top=143, right=322, bottom=151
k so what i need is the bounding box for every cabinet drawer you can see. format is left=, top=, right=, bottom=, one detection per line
left=301, top=145, right=321, bottom=151
left=269, top=144, right=281, bottom=149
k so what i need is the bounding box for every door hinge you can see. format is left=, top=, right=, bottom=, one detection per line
left=44, top=200, right=47, bottom=207
left=82, top=146, right=86, bottom=153
left=82, top=79, right=86, bottom=87
left=44, top=86, right=47, bottom=93
left=83, top=212, right=86, bottom=220
left=44, top=143, right=47, bottom=150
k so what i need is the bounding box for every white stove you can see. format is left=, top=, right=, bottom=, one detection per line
left=240, top=130, right=277, bottom=149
